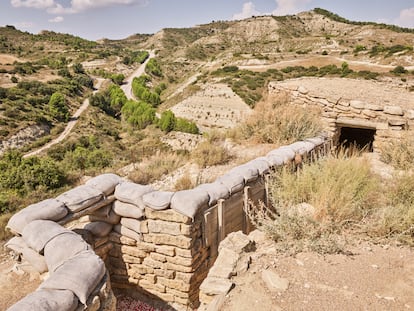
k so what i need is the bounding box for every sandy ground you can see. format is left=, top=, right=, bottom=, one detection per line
left=222, top=237, right=414, bottom=311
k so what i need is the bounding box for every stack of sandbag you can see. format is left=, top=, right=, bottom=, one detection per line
left=112, top=182, right=154, bottom=242
left=6, top=220, right=109, bottom=311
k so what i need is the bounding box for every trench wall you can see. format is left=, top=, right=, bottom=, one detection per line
left=5, top=136, right=331, bottom=310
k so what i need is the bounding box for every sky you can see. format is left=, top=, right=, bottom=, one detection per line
left=0, top=0, right=413, bottom=41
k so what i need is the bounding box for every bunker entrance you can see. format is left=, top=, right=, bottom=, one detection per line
left=338, top=126, right=376, bottom=152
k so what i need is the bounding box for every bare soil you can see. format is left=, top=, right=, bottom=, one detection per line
left=222, top=237, right=414, bottom=311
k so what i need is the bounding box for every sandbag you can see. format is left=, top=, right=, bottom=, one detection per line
left=170, top=188, right=209, bottom=219
left=114, top=182, right=154, bottom=208
left=40, top=250, right=105, bottom=305
left=267, top=146, right=295, bottom=163
left=306, top=136, right=325, bottom=146
left=266, top=154, right=284, bottom=167
left=7, top=289, right=78, bottom=311
left=195, top=182, right=230, bottom=206
left=289, top=141, right=315, bottom=155
left=120, top=217, right=144, bottom=233
left=228, top=165, right=259, bottom=183
left=7, top=199, right=68, bottom=235
left=44, top=232, right=90, bottom=272
left=112, top=200, right=145, bottom=219
left=91, top=204, right=111, bottom=218
left=22, top=220, right=70, bottom=253
left=245, top=157, right=271, bottom=175
left=85, top=173, right=123, bottom=196
left=113, top=224, right=142, bottom=241
left=84, top=221, right=113, bottom=238
left=216, top=173, right=244, bottom=195
left=56, top=185, right=103, bottom=213
left=142, top=191, right=174, bottom=210
left=89, top=209, right=120, bottom=225
left=5, top=237, right=48, bottom=273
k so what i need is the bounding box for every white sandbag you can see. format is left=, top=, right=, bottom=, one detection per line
left=228, top=165, right=259, bottom=183
left=89, top=209, right=120, bottom=225
left=289, top=141, right=315, bottom=155
left=7, top=199, right=68, bottom=235
left=40, top=250, right=105, bottom=305
left=120, top=218, right=143, bottom=233
left=306, top=136, right=325, bottom=146
left=245, top=157, right=271, bottom=175
left=44, top=232, right=90, bottom=272
left=84, top=221, right=113, bottom=238
left=195, top=182, right=230, bottom=206
left=22, top=220, right=70, bottom=253
left=5, top=237, right=48, bottom=273
left=56, top=185, right=103, bottom=213
left=266, top=154, right=284, bottom=167
left=114, top=182, right=153, bottom=208
left=113, top=224, right=142, bottom=241
left=216, top=173, right=244, bottom=195
left=142, top=191, right=174, bottom=210
left=267, top=146, right=295, bottom=163
left=170, top=188, right=209, bottom=219
left=7, top=289, right=78, bottom=311
left=112, top=200, right=145, bottom=219
left=85, top=173, right=123, bottom=196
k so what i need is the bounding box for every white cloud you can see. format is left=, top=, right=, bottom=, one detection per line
left=15, top=21, right=35, bottom=29
left=395, top=7, right=414, bottom=28
left=11, top=0, right=55, bottom=9
left=232, top=2, right=260, bottom=20
left=272, top=0, right=312, bottom=16
left=48, top=15, right=64, bottom=23
left=48, top=0, right=149, bottom=14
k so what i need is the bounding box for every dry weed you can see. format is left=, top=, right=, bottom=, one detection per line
left=378, top=131, right=414, bottom=170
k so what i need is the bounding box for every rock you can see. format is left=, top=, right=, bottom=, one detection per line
left=218, top=231, right=254, bottom=254
left=248, top=230, right=267, bottom=244
left=208, top=248, right=238, bottom=279
left=200, top=277, right=234, bottom=295
left=384, top=105, right=404, bottom=116
left=350, top=100, right=365, bottom=109
left=388, top=119, right=406, bottom=126
left=298, top=86, right=309, bottom=94
left=261, top=270, right=289, bottom=292
left=365, top=103, right=383, bottom=111
left=406, top=109, right=414, bottom=120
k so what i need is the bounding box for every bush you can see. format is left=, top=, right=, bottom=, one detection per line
left=145, top=58, right=163, bottom=77
left=236, top=93, right=322, bottom=144
left=391, top=65, right=408, bottom=75
left=49, top=92, right=69, bottom=122
left=121, top=100, right=156, bottom=129
left=379, top=132, right=414, bottom=170
left=192, top=141, right=231, bottom=168
left=158, top=110, right=176, bottom=132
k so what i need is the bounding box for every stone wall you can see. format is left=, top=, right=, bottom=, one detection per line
left=5, top=136, right=330, bottom=310
left=268, top=79, right=414, bottom=151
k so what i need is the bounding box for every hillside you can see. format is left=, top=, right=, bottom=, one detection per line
left=0, top=8, right=413, bottom=237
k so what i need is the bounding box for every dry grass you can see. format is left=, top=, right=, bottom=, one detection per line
left=229, top=93, right=322, bottom=144
left=245, top=150, right=414, bottom=253
left=379, top=131, right=414, bottom=170
left=128, top=151, right=187, bottom=185
left=174, top=172, right=195, bottom=191
left=191, top=132, right=232, bottom=168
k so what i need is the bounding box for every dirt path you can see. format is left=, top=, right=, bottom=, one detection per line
left=23, top=78, right=105, bottom=158
left=121, top=50, right=155, bottom=100
left=238, top=55, right=414, bottom=72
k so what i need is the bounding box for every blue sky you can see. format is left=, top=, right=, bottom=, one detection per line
left=1, top=0, right=413, bottom=40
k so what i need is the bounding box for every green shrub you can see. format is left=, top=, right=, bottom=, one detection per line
left=49, top=92, right=69, bottom=122
left=159, top=110, right=176, bottom=132
left=121, top=100, right=156, bottom=129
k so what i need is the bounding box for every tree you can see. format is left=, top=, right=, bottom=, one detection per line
left=49, top=92, right=69, bottom=122
left=73, top=63, right=85, bottom=74
left=110, top=73, right=125, bottom=85
left=159, top=110, right=176, bottom=132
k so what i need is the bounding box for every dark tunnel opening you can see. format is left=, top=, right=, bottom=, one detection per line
left=338, top=126, right=376, bottom=152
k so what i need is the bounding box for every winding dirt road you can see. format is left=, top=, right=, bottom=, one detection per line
left=24, top=51, right=154, bottom=158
